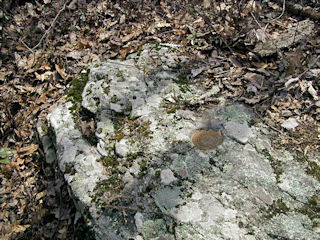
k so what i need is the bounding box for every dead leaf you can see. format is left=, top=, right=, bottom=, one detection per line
left=191, top=67, right=205, bottom=77
left=55, top=64, right=68, bottom=80
left=285, top=77, right=299, bottom=89
left=18, top=144, right=39, bottom=157
left=16, top=44, right=27, bottom=51
left=154, top=20, right=171, bottom=29
left=11, top=157, right=25, bottom=170
left=120, top=47, right=131, bottom=59
left=80, top=120, right=95, bottom=137
left=36, top=191, right=47, bottom=201
left=229, top=56, right=242, bottom=67
left=203, top=0, right=211, bottom=9
left=15, top=52, right=29, bottom=70
left=307, top=81, right=318, bottom=100
left=119, top=14, right=126, bottom=24
left=99, top=31, right=112, bottom=42
left=12, top=224, right=31, bottom=234
left=57, top=226, right=68, bottom=239
left=15, top=85, right=36, bottom=94
left=0, top=68, right=12, bottom=81
left=35, top=71, right=54, bottom=81
left=255, top=29, right=267, bottom=43
left=121, top=29, right=143, bottom=43
left=66, top=50, right=83, bottom=60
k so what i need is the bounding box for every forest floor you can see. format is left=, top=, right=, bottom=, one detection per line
left=1, top=0, right=320, bottom=239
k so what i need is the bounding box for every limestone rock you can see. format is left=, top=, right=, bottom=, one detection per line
left=41, top=44, right=320, bottom=240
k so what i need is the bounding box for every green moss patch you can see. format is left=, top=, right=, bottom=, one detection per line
left=67, top=69, right=90, bottom=104
left=92, top=177, right=123, bottom=201
left=262, top=149, right=283, bottom=183
left=266, top=199, right=290, bottom=218
left=298, top=193, right=320, bottom=221
left=297, top=156, right=320, bottom=182
left=127, top=152, right=142, bottom=161
left=307, top=162, right=320, bottom=182
left=64, top=162, right=76, bottom=175
left=99, top=155, right=119, bottom=168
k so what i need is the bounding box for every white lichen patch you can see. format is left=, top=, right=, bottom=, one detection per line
left=171, top=202, right=203, bottom=223
left=278, top=164, right=320, bottom=203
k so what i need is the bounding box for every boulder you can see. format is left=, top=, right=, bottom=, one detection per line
left=39, top=44, right=320, bottom=240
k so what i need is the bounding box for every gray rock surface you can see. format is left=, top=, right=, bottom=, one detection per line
left=40, top=44, right=320, bottom=240
left=160, top=169, right=177, bottom=185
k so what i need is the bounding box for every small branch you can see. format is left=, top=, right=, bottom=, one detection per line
left=31, top=0, right=68, bottom=50
left=253, top=107, right=284, bottom=135
left=250, top=11, right=263, bottom=30
left=20, top=39, right=36, bottom=67
left=250, top=11, right=269, bottom=41
left=271, top=0, right=286, bottom=22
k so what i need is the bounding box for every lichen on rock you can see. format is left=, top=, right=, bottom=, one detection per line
left=42, top=44, right=320, bottom=240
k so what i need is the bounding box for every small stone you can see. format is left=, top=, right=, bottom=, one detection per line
left=134, top=212, right=144, bottom=231
left=115, top=139, right=129, bottom=157
left=225, top=121, right=252, bottom=144
left=281, top=118, right=299, bottom=130
left=45, top=148, right=57, bottom=165
left=177, top=169, right=188, bottom=179
left=281, top=110, right=292, bottom=117
left=123, top=171, right=134, bottom=184
left=129, top=162, right=140, bottom=176
left=160, top=169, right=177, bottom=185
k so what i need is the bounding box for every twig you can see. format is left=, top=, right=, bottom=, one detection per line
left=271, top=0, right=286, bottom=22
left=253, top=107, right=284, bottom=135
left=31, top=0, right=68, bottom=50
left=158, top=29, right=182, bottom=37
left=20, top=39, right=36, bottom=67
left=250, top=11, right=263, bottom=30
left=250, top=11, right=269, bottom=41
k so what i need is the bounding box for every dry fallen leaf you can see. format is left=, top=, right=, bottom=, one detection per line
left=55, top=64, right=68, bottom=80
left=203, top=0, right=211, bottom=9
left=18, top=144, right=39, bottom=157
left=66, top=51, right=80, bottom=60
left=35, top=71, right=54, bottom=81
left=121, top=29, right=143, bottom=43
left=80, top=120, right=95, bottom=137
left=307, top=81, right=318, bottom=100
left=11, top=157, right=25, bottom=170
